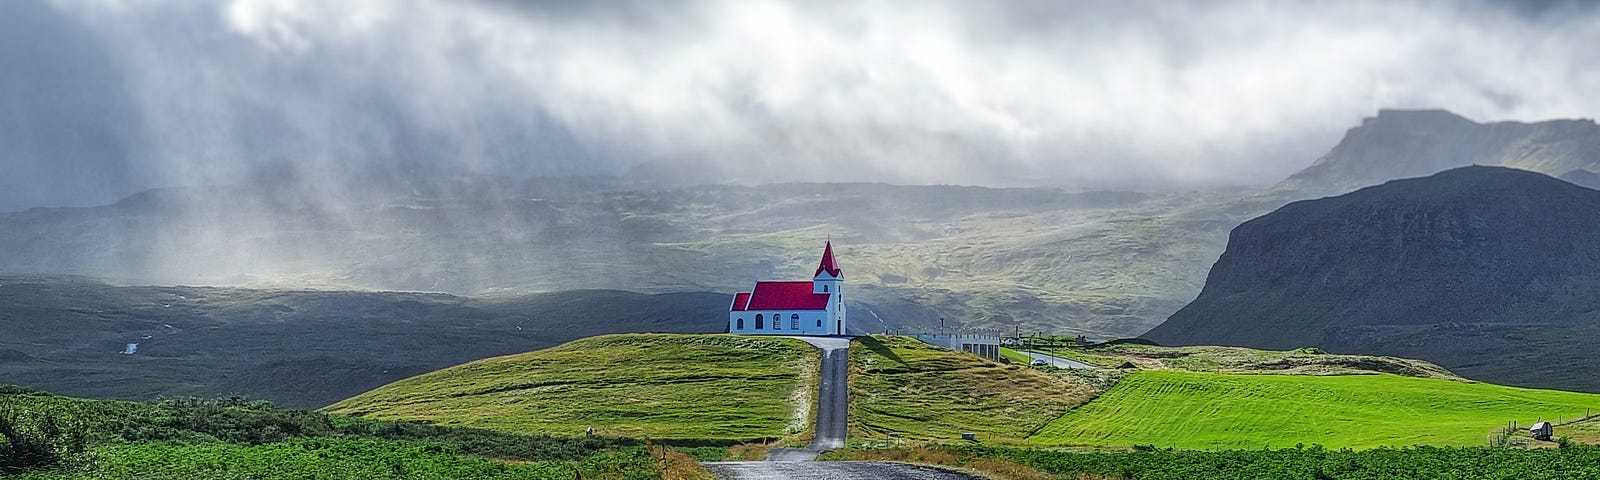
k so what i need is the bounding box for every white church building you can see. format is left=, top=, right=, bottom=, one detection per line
left=729, top=242, right=848, bottom=336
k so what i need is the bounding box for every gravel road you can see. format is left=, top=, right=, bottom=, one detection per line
left=1022, top=350, right=1097, bottom=369
left=707, top=336, right=983, bottom=479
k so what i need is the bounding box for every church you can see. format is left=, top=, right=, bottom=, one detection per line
left=729, top=242, right=847, bottom=336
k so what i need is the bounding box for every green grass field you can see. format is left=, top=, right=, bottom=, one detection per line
left=1031, top=370, right=1600, bottom=450
left=326, top=334, right=818, bottom=442
left=850, top=336, right=1097, bottom=444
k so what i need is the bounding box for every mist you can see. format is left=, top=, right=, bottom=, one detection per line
left=3, top=0, right=1599, bottom=211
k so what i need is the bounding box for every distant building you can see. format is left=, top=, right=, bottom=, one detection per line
left=1531, top=422, right=1553, bottom=441
left=729, top=242, right=847, bottom=336
left=909, top=331, right=1001, bottom=361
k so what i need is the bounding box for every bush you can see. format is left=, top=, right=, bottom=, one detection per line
left=0, top=403, right=89, bottom=473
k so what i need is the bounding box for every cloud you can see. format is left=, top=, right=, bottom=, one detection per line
left=4, top=0, right=1599, bottom=209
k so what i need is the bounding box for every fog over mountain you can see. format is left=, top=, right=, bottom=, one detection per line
left=5, top=0, right=1600, bottom=211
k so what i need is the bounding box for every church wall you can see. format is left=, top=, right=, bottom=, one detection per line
left=729, top=308, right=835, bottom=336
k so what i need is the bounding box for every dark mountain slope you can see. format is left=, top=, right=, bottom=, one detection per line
left=1145, top=166, right=1600, bottom=391
left=0, top=275, right=727, bottom=407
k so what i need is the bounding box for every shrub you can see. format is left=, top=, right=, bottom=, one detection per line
left=0, top=403, right=89, bottom=473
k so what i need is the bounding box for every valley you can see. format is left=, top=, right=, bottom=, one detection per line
left=0, top=276, right=728, bottom=408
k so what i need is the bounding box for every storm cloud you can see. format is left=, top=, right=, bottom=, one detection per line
left=3, top=0, right=1599, bottom=210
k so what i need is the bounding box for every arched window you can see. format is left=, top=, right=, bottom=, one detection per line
left=756, top=314, right=765, bottom=330
left=773, top=313, right=782, bottom=330
left=823, top=285, right=829, bottom=293
left=817, top=318, right=822, bottom=328
left=791, top=314, right=800, bottom=329
left=736, top=318, right=744, bottom=330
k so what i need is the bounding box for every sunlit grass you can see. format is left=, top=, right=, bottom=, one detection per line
left=1032, top=370, right=1600, bottom=449
left=326, top=334, right=818, bottom=442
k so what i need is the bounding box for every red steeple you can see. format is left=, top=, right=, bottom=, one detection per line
left=814, top=241, right=841, bottom=278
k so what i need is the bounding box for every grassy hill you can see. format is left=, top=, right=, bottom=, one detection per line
left=0, top=276, right=728, bottom=408
left=327, top=334, right=818, bottom=442
left=1031, top=370, right=1600, bottom=450
left=848, top=335, right=1100, bottom=444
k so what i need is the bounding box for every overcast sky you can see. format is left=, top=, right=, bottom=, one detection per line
left=2, top=0, right=1598, bottom=210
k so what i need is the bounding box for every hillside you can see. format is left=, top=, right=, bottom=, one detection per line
left=1031, top=370, right=1600, bottom=450
left=1145, top=166, right=1600, bottom=392
left=1038, top=344, right=1459, bottom=379
left=327, top=334, right=818, bottom=442
left=848, top=335, right=1098, bottom=444
left=0, top=276, right=727, bottom=407
left=853, top=335, right=1600, bottom=451
left=1276, top=109, right=1600, bottom=198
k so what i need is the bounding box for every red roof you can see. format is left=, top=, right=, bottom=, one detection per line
left=732, top=281, right=830, bottom=311
left=730, top=292, right=752, bottom=311
left=814, top=241, right=841, bottom=278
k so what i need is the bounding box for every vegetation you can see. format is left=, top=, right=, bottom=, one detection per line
left=849, top=335, right=1097, bottom=444
left=0, top=386, right=716, bottom=479
left=828, top=443, right=1600, bottom=480
left=1040, top=343, right=1459, bottom=379
left=1032, top=370, right=1600, bottom=449
left=12, top=439, right=670, bottom=480
left=328, top=334, right=819, bottom=442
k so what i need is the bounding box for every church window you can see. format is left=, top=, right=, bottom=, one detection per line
left=756, top=314, right=765, bottom=329
left=736, top=318, right=744, bottom=329
left=823, top=285, right=829, bottom=293
left=774, top=314, right=782, bottom=330
left=817, top=318, right=822, bottom=328
left=791, top=314, right=799, bottom=329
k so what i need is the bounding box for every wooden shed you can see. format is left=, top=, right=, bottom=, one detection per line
left=1530, top=422, right=1553, bottom=441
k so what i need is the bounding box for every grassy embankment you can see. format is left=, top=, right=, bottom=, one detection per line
left=0, top=385, right=714, bottom=480
left=855, top=336, right=1600, bottom=450
left=328, top=334, right=819, bottom=444
left=1038, top=343, right=1458, bottom=378
left=999, top=347, right=1034, bottom=365
left=849, top=335, right=1099, bottom=444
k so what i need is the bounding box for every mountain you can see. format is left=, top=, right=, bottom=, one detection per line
left=0, top=178, right=1204, bottom=337
left=1559, top=169, right=1600, bottom=190
left=1145, top=166, right=1600, bottom=391
left=0, top=275, right=727, bottom=407
left=1275, top=109, right=1600, bottom=198
left=4, top=110, right=1597, bottom=339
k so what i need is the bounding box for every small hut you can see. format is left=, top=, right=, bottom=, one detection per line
left=1530, top=422, right=1553, bottom=441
